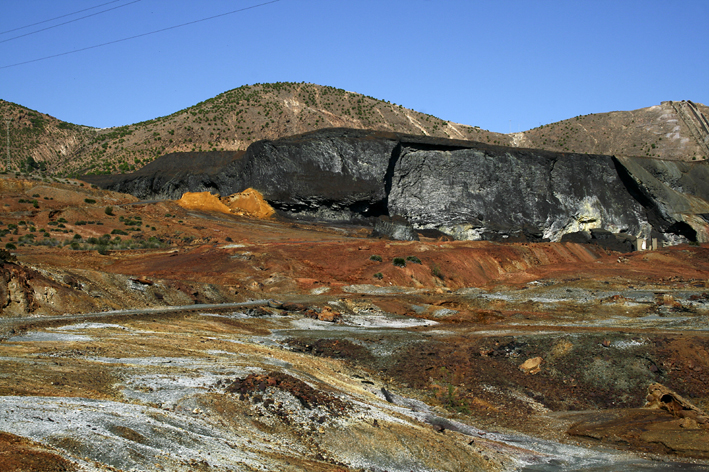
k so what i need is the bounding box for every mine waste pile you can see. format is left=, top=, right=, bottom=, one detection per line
left=0, top=128, right=708, bottom=471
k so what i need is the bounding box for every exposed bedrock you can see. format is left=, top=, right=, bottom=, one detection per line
left=83, top=128, right=709, bottom=243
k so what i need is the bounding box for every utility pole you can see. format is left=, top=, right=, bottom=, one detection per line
left=4, top=118, right=9, bottom=172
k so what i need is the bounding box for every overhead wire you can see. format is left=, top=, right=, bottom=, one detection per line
left=0, top=0, right=126, bottom=35
left=0, top=0, right=281, bottom=70
left=0, top=0, right=142, bottom=45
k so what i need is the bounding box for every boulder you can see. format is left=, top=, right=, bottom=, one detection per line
left=372, top=215, right=419, bottom=241
left=519, top=357, right=543, bottom=374
left=645, top=383, right=709, bottom=425
left=317, top=306, right=341, bottom=323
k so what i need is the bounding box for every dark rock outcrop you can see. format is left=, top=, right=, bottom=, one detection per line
left=561, top=229, right=637, bottom=253
left=84, top=151, right=245, bottom=200
left=83, top=128, right=709, bottom=244
left=372, top=216, right=419, bottom=241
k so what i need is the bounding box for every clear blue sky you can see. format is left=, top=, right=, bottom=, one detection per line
left=1, top=0, right=707, bottom=133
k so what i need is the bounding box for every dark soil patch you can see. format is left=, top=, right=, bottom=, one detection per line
left=384, top=333, right=693, bottom=424
left=107, top=425, right=148, bottom=444
left=225, top=372, right=350, bottom=414
left=567, top=408, right=709, bottom=459
left=283, top=338, right=374, bottom=364
left=655, top=336, right=709, bottom=409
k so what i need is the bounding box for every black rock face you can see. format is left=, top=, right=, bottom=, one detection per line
left=228, top=130, right=398, bottom=221
left=84, top=151, right=245, bottom=200
left=83, top=128, right=709, bottom=244
left=387, top=146, right=649, bottom=242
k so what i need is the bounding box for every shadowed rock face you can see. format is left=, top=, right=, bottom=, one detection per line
left=83, top=128, right=709, bottom=243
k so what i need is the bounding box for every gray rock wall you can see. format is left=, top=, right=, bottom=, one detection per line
left=388, top=147, right=650, bottom=241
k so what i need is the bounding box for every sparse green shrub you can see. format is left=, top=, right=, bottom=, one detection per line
left=5, top=243, right=16, bottom=250
left=84, top=198, right=96, bottom=204
left=111, top=229, right=128, bottom=235
left=370, top=255, right=382, bottom=262
left=432, top=265, right=444, bottom=280
left=406, top=256, right=421, bottom=264
left=373, top=272, right=383, bottom=280
left=105, top=206, right=114, bottom=216
left=393, top=257, right=406, bottom=267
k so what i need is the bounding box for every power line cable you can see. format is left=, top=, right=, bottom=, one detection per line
left=0, top=0, right=142, bottom=45
left=0, top=0, right=280, bottom=70
left=0, top=0, right=126, bottom=35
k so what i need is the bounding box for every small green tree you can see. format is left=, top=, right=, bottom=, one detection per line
left=104, top=206, right=114, bottom=216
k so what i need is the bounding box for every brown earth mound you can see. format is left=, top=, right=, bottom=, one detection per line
left=226, top=372, right=350, bottom=414
left=0, top=432, right=77, bottom=472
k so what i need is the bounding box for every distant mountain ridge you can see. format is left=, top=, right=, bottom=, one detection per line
left=0, top=83, right=707, bottom=177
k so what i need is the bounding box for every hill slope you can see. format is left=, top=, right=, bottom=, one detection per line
left=0, top=100, right=96, bottom=172
left=1, top=83, right=505, bottom=177
left=514, top=100, right=709, bottom=161
left=2, top=84, right=708, bottom=177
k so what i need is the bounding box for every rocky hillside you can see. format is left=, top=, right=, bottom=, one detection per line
left=1, top=83, right=503, bottom=177
left=0, top=100, right=96, bottom=173
left=514, top=100, right=709, bottom=161
left=2, top=85, right=707, bottom=177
